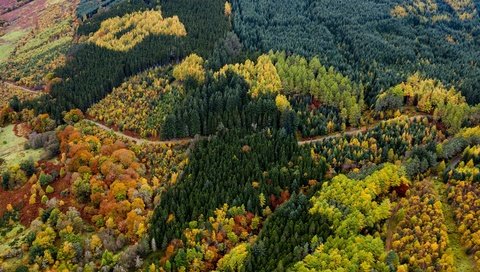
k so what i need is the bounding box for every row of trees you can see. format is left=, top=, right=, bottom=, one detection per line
left=437, top=126, right=480, bottom=160
left=269, top=52, right=363, bottom=126
left=88, top=51, right=367, bottom=140
left=87, top=67, right=178, bottom=138
left=215, top=54, right=282, bottom=98
left=242, top=193, right=331, bottom=271
left=292, top=164, right=407, bottom=271
left=161, top=72, right=296, bottom=139
left=377, top=74, right=473, bottom=134
left=393, top=0, right=478, bottom=21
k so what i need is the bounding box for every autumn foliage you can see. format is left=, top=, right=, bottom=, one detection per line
left=447, top=145, right=480, bottom=266
left=391, top=180, right=454, bottom=271
left=87, top=67, right=178, bottom=138
left=173, top=54, right=206, bottom=84
left=89, top=9, right=187, bottom=51
left=216, top=54, right=282, bottom=97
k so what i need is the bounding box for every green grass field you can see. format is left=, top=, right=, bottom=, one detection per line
left=0, top=29, right=28, bottom=62
left=0, top=125, right=42, bottom=172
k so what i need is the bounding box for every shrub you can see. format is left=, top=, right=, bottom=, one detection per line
left=20, top=158, right=36, bottom=177
left=39, top=173, right=53, bottom=186
left=1, top=171, right=11, bottom=190
left=15, top=265, right=29, bottom=272
left=28, top=131, right=59, bottom=160
left=46, top=185, right=54, bottom=194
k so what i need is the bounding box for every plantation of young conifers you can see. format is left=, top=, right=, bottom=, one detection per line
left=1, top=0, right=480, bottom=271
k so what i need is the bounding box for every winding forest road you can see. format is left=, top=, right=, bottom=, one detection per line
left=297, top=114, right=430, bottom=145
left=85, top=119, right=196, bottom=145
left=4, top=80, right=430, bottom=146
left=87, top=114, right=430, bottom=146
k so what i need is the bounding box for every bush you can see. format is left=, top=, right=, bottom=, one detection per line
left=46, top=185, right=54, bottom=194
left=28, top=131, right=60, bottom=160
left=39, top=173, right=53, bottom=186
left=15, top=265, right=29, bottom=272
left=20, top=158, right=36, bottom=177
left=1, top=171, right=11, bottom=190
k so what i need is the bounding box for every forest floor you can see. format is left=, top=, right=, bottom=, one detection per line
left=433, top=178, right=476, bottom=272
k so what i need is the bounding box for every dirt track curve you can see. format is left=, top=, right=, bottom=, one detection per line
left=4, top=80, right=430, bottom=146
left=88, top=114, right=429, bottom=146
left=3, top=81, right=41, bottom=94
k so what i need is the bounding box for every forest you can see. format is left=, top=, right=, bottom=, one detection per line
left=16, top=0, right=230, bottom=121
left=0, top=0, right=480, bottom=271
left=231, top=0, right=480, bottom=104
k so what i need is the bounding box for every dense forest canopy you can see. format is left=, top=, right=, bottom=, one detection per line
left=19, top=0, right=229, bottom=121
left=232, top=0, right=480, bottom=104
left=1, top=0, right=480, bottom=271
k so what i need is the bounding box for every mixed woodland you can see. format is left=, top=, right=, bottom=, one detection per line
left=0, top=0, right=480, bottom=271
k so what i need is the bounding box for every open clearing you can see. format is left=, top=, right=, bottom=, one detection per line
left=0, top=124, right=42, bottom=172
left=0, top=29, right=27, bottom=61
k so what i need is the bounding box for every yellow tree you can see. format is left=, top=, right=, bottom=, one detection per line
left=275, top=94, right=291, bottom=112
left=250, top=55, right=282, bottom=97
left=89, top=10, right=186, bottom=51
left=173, top=54, right=206, bottom=84
left=225, top=1, right=232, bottom=17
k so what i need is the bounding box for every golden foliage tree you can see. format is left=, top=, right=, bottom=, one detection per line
left=173, top=54, right=206, bottom=84
left=216, top=54, right=282, bottom=97
left=89, top=10, right=187, bottom=51
left=224, top=1, right=232, bottom=17
left=275, top=94, right=291, bottom=112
